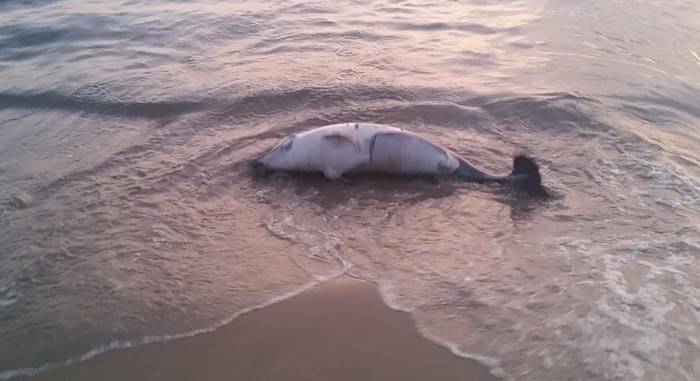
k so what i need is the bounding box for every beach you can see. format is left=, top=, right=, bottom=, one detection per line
left=23, top=277, right=498, bottom=381
left=2, top=0, right=698, bottom=379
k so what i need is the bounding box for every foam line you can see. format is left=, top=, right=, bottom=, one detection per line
left=0, top=280, right=321, bottom=380
left=375, top=282, right=512, bottom=381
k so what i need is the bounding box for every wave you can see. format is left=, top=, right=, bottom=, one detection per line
left=0, top=91, right=207, bottom=118
left=0, top=0, right=61, bottom=11
left=379, top=20, right=517, bottom=35
left=0, top=280, right=322, bottom=380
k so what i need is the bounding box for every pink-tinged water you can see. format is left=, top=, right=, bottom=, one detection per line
left=0, top=1, right=698, bottom=380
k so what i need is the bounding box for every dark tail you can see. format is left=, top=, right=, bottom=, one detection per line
left=455, top=155, right=549, bottom=198
left=509, top=155, right=548, bottom=198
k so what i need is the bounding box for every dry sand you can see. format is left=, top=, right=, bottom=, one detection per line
left=23, top=277, right=498, bottom=381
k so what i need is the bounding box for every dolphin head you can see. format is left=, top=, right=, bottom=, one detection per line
left=253, top=134, right=298, bottom=173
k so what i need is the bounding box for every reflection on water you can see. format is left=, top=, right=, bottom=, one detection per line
left=0, top=0, right=699, bottom=380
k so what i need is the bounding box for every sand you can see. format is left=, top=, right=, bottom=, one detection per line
left=23, top=277, right=498, bottom=381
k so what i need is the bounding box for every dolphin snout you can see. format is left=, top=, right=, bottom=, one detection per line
left=251, top=158, right=271, bottom=177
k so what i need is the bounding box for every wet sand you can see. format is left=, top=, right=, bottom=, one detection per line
left=24, top=277, right=498, bottom=381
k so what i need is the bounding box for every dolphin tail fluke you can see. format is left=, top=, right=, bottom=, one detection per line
left=509, top=155, right=548, bottom=198
left=456, top=155, right=548, bottom=197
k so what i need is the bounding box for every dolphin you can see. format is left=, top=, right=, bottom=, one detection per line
left=253, top=123, right=548, bottom=197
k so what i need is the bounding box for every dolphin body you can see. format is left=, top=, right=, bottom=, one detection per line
left=254, top=123, right=548, bottom=197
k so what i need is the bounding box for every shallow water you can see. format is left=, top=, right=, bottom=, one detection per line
left=0, top=0, right=699, bottom=380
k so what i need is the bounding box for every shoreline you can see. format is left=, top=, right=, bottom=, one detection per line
left=18, top=277, right=499, bottom=381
